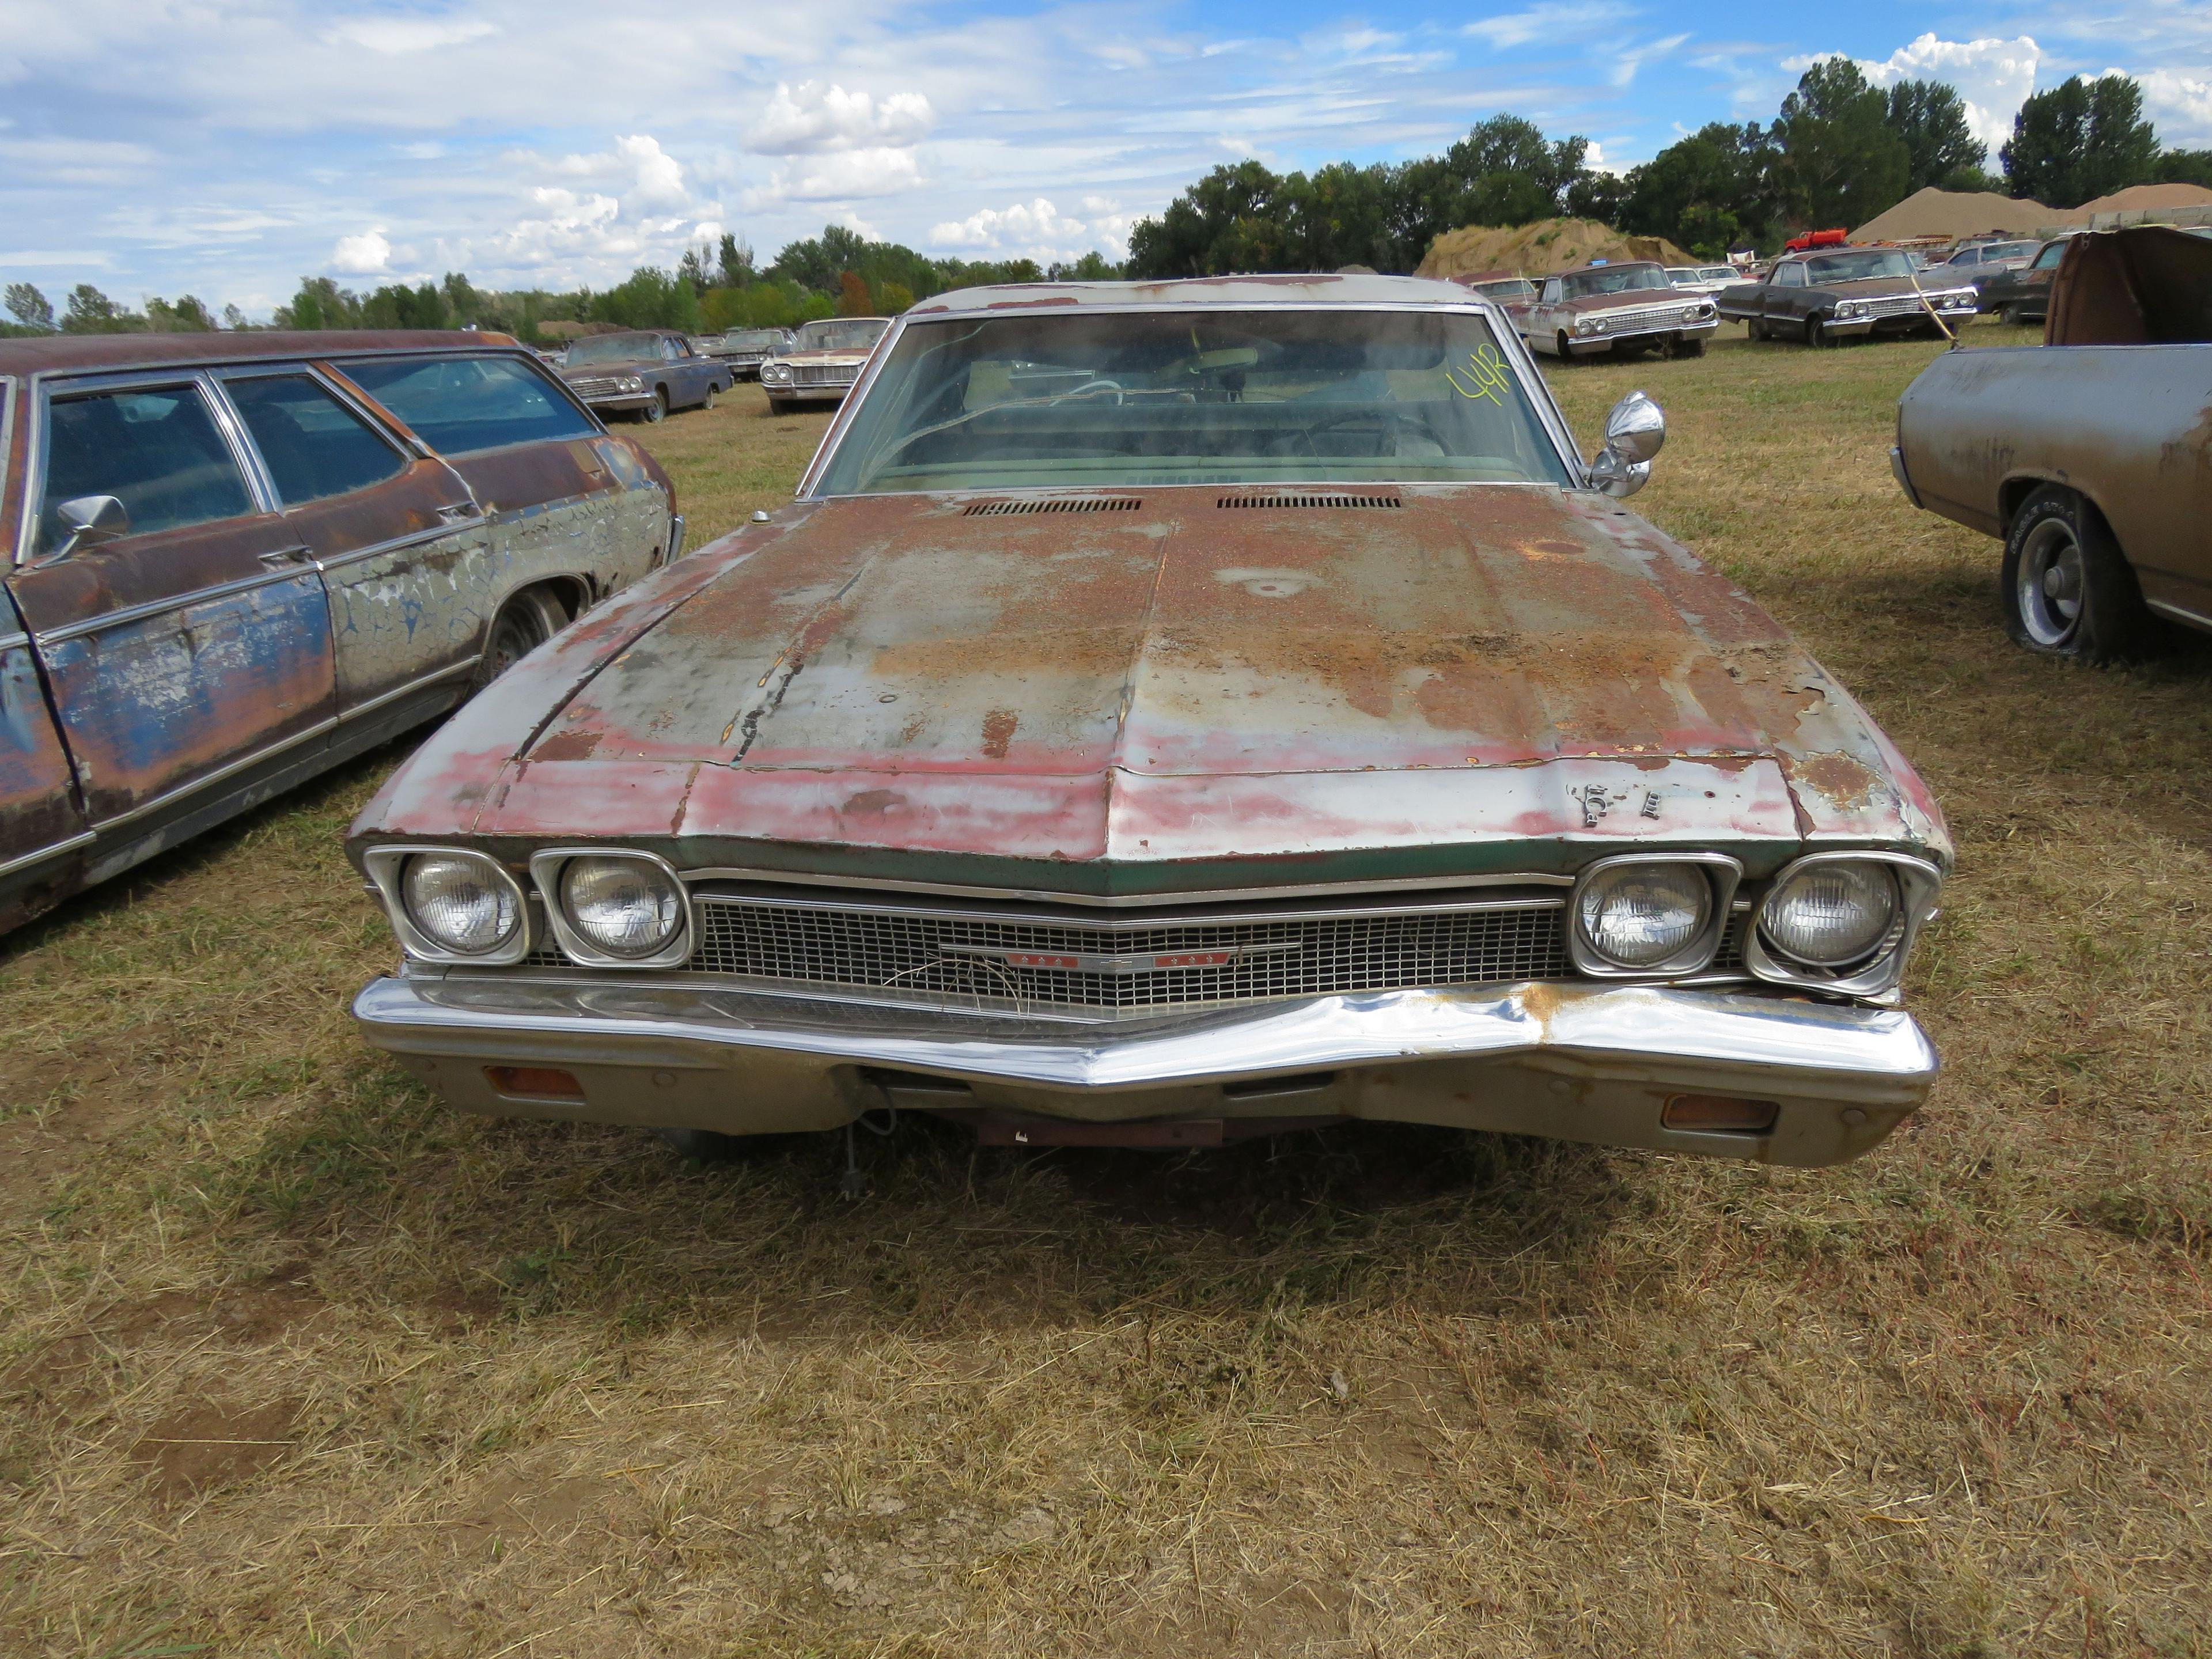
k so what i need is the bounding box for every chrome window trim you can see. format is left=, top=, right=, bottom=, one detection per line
left=673, top=864, right=1574, bottom=908
left=324, top=351, right=605, bottom=457
left=793, top=298, right=1588, bottom=502
left=206, top=362, right=419, bottom=513
left=0, top=378, right=14, bottom=557
left=529, top=846, right=696, bottom=968
left=1747, top=850, right=1942, bottom=998
left=363, top=845, right=535, bottom=966
left=1567, top=851, right=1743, bottom=978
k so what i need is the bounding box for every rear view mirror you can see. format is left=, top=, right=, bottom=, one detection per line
left=1590, top=391, right=1665, bottom=498
left=51, top=494, right=130, bottom=559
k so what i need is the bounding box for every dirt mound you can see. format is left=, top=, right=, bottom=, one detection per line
left=1415, top=218, right=1692, bottom=280
left=1851, top=187, right=2062, bottom=243
left=2077, top=182, right=2212, bottom=215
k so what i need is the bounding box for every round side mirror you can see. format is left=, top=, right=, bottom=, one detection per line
left=1602, top=390, right=1666, bottom=464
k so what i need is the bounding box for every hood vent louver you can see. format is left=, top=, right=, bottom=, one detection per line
left=961, top=497, right=1142, bottom=516
left=1218, top=493, right=1403, bottom=510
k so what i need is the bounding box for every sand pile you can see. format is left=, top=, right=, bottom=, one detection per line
left=1851, top=187, right=2062, bottom=243
left=2076, top=182, right=2212, bottom=215
left=1415, top=218, right=1693, bottom=279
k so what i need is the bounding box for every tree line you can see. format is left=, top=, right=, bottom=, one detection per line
left=1130, top=64, right=2212, bottom=274
left=1, top=225, right=1126, bottom=341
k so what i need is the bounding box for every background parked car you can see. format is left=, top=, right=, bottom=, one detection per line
left=1976, top=236, right=2075, bottom=325
left=697, top=327, right=795, bottom=380
left=1665, top=265, right=1741, bottom=295
left=1893, top=226, right=2212, bottom=662
left=1719, top=246, right=1978, bottom=346
left=1518, top=260, right=1718, bottom=359
left=0, top=331, right=680, bottom=935
left=757, top=317, right=890, bottom=414
left=558, top=329, right=730, bottom=423
left=1939, top=240, right=2044, bottom=306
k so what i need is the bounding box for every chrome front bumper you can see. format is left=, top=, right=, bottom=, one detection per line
left=1562, top=319, right=1718, bottom=355
left=355, top=973, right=1939, bottom=1167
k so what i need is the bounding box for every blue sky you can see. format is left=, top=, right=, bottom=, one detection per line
left=2, top=1, right=2207, bottom=317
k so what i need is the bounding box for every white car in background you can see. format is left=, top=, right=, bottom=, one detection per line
left=1666, top=266, right=1741, bottom=295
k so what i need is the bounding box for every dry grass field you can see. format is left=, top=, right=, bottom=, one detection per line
left=2, top=320, right=2209, bottom=1657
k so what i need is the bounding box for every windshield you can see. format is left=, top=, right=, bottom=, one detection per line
left=1469, top=278, right=1534, bottom=298
left=1700, top=267, right=1737, bottom=282
left=725, top=329, right=786, bottom=349
left=1559, top=264, right=1670, bottom=300
left=794, top=319, right=889, bottom=352
left=566, top=334, right=656, bottom=365
left=1804, top=250, right=1918, bottom=282
left=812, top=308, right=1574, bottom=495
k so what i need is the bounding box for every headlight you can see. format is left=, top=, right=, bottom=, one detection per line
left=362, top=847, right=530, bottom=963
left=764, top=363, right=791, bottom=382
left=1835, top=301, right=1863, bottom=318
left=1746, top=852, right=1942, bottom=997
left=619, top=375, right=644, bottom=392
left=1569, top=855, right=1738, bottom=976
left=531, top=849, right=691, bottom=965
left=1759, top=861, right=1897, bottom=967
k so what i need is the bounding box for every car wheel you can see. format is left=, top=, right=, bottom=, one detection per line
left=702, top=382, right=718, bottom=410
left=1746, top=317, right=1767, bottom=342
left=1673, top=336, right=1706, bottom=359
left=642, top=388, right=668, bottom=423
left=1555, top=331, right=1573, bottom=362
left=474, top=587, right=568, bottom=688
left=1805, top=313, right=1833, bottom=347
left=2000, top=486, right=2151, bottom=663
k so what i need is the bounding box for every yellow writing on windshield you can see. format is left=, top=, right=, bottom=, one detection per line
left=1443, top=343, right=1510, bottom=406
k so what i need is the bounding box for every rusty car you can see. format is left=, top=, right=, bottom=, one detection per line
left=758, top=317, right=891, bottom=414
left=699, top=327, right=794, bottom=381
left=1892, top=225, right=2212, bottom=661
left=1516, top=261, right=1719, bottom=361
left=1974, top=236, right=2074, bottom=326
left=1718, top=246, right=1978, bottom=346
left=345, top=274, right=1949, bottom=1172
left=0, top=329, right=680, bottom=934
left=558, top=329, right=730, bottom=423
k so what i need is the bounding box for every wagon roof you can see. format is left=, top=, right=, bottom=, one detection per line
left=907, top=275, right=1479, bottom=316
left=0, top=329, right=524, bottom=378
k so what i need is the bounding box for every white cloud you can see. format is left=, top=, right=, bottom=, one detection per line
left=1854, top=34, right=2041, bottom=156
left=1464, top=3, right=1634, bottom=51
left=2134, top=66, right=2212, bottom=143
left=746, top=82, right=933, bottom=154
left=929, top=196, right=1134, bottom=260
left=1610, top=32, right=1688, bottom=89
left=746, top=147, right=923, bottom=207
left=329, top=228, right=391, bottom=272
left=323, top=17, right=495, bottom=55
left=0, top=135, right=156, bottom=185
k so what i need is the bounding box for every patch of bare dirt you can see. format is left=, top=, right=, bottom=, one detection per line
left=131, top=1396, right=302, bottom=1503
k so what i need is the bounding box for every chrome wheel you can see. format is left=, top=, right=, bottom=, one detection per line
left=2017, top=517, right=2085, bottom=647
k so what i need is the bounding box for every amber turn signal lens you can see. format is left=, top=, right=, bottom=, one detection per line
left=1662, top=1093, right=1779, bottom=1132
left=486, top=1065, right=586, bottom=1102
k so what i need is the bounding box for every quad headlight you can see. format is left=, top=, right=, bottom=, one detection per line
left=1748, top=852, right=1942, bottom=997
left=1834, top=300, right=1866, bottom=319
left=1568, top=854, right=1740, bottom=977
left=763, top=362, right=793, bottom=384
left=363, top=847, right=532, bottom=964
left=618, top=374, right=645, bottom=392
left=530, top=849, right=692, bottom=966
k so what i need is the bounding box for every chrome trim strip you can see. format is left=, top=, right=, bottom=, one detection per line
left=674, top=865, right=1576, bottom=907
left=1567, top=852, right=1742, bottom=979
left=355, top=973, right=1941, bottom=1103
left=32, top=562, right=327, bottom=647
left=0, top=377, right=16, bottom=564
left=0, top=628, right=28, bottom=653
left=794, top=298, right=1586, bottom=501
left=0, top=829, right=96, bottom=882
left=319, top=517, right=488, bottom=575
left=344, top=655, right=481, bottom=719
left=2146, top=596, right=2212, bottom=631
left=91, top=713, right=339, bottom=832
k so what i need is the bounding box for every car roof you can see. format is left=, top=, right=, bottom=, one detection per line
left=0, top=329, right=523, bottom=379
left=1554, top=260, right=1665, bottom=276
left=907, top=275, right=1473, bottom=316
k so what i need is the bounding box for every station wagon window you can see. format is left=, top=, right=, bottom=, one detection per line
left=226, top=374, right=407, bottom=507
left=337, top=354, right=596, bottom=456
left=36, top=384, right=254, bottom=555
left=813, top=308, right=1575, bottom=494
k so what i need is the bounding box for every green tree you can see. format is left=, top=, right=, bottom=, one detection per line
left=60, top=283, right=141, bottom=334
left=222, top=304, right=251, bottom=330
left=1401, top=116, right=1589, bottom=241
left=143, top=295, right=216, bottom=332
left=1047, top=251, right=1124, bottom=281
left=2157, top=148, right=2212, bottom=188
left=1771, top=58, right=1910, bottom=229
left=1127, top=160, right=1288, bottom=277
left=717, top=234, right=757, bottom=287
left=588, top=267, right=700, bottom=331
left=361, top=282, right=448, bottom=329
left=5, top=282, right=55, bottom=331
left=1885, top=80, right=1988, bottom=191
left=876, top=279, right=914, bottom=313
left=2002, top=75, right=2161, bottom=206
left=1617, top=123, right=1778, bottom=256
left=276, top=277, right=361, bottom=330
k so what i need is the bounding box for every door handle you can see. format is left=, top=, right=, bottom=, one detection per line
left=257, top=546, right=314, bottom=569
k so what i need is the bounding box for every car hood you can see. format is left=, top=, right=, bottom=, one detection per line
left=1561, top=289, right=1705, bottom=313
left=1812, top=275, right=1973, bottom=298
left=560, top=355, right=657, bottom=376
left=353, top=486, right=1948, bottom=896
left=775, top=347, right=876, bottom=365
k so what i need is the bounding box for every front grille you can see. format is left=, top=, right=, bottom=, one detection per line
left=1600, top=304, right=1705, bottom=331
left=566, top=376, right=627, bottom=398
left=1218, top=493, right=1402, bottom=510
left=793, top=363, right=858, bottom=387
left=1855, top=293, right=1963, bottom=319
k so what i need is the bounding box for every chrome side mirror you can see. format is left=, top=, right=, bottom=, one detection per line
left=1590, top=391, right=1665, bottom=498
left=51, top=494, right=130, bottom=559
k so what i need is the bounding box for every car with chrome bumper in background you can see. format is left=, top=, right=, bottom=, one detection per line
left=347, top=274, right=1949, bottom=1170
left=698, top=327, right=795, bottom=380
left=0, top=330, right=679, bottom=935
left=1516, top=261, right=1719, bottom=361
left=1893, top=226, right=2212, bottom=661
left=758, top=317, right=890, bottom=414
left=1719, top=247, right=1978, bottom=346
left=558, top=329, right=730, bottom=422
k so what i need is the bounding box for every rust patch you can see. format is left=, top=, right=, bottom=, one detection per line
left=530, top=726, right=601, bottom=762
left=1796, top=751, right=1881, bottom=810
left=980, top=709, right=1019, bottom=760
left=842, top=788, right=904, bottom=815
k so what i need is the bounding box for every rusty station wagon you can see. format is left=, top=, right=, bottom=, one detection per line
left=0, top=330, right=680, bottom=934
left=347, top=276, right=1949, bottom=1170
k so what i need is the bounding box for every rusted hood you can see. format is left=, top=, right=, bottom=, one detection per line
left=354, top=486, right=1948, bottom=893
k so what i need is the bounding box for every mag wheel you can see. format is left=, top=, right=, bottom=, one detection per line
left=2000, top=486, right=2151, bottom=664
left=641, top=388, right=668, bottom=423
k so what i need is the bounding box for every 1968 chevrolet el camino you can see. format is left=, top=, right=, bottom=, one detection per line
left=348, top=276, right=1949, bottom=1169
left=0, top=331, right=679, bottom=934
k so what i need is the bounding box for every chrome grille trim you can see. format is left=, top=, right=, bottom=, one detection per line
left=566, top=375, right=626, bottom=397
left=792, top=363, right=859, bottom=386
left=521, top=888, right=1752, bottom=1017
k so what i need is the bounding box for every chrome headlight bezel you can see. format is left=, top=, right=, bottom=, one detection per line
left=1834, top=300, right=1865, bottom=319
left=1747, top=851, right=1942, bottom=998
left=363, top=846, right=533, bottom=965
left=530, top=847, right=694, bottom=968
left=1568, top=853, right=1742, bottom=978
left=762, top=362, right=793, bottom=384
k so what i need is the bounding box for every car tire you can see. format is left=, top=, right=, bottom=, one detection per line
left=642, top=388, right=668, bottom=423
left=475, top=587, right=569, bottom=689
left=2000, top=486, right=2151, bottom=664
left=1746, top=317, right=1767, bottom=342
left=1805, top=313, right=1834, bottom=347
left=701, top=382, right=718, bottom=411
left=1673, top=336, right=1706, bottom=359
left=1555, top=331, right=1573, bottom=362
